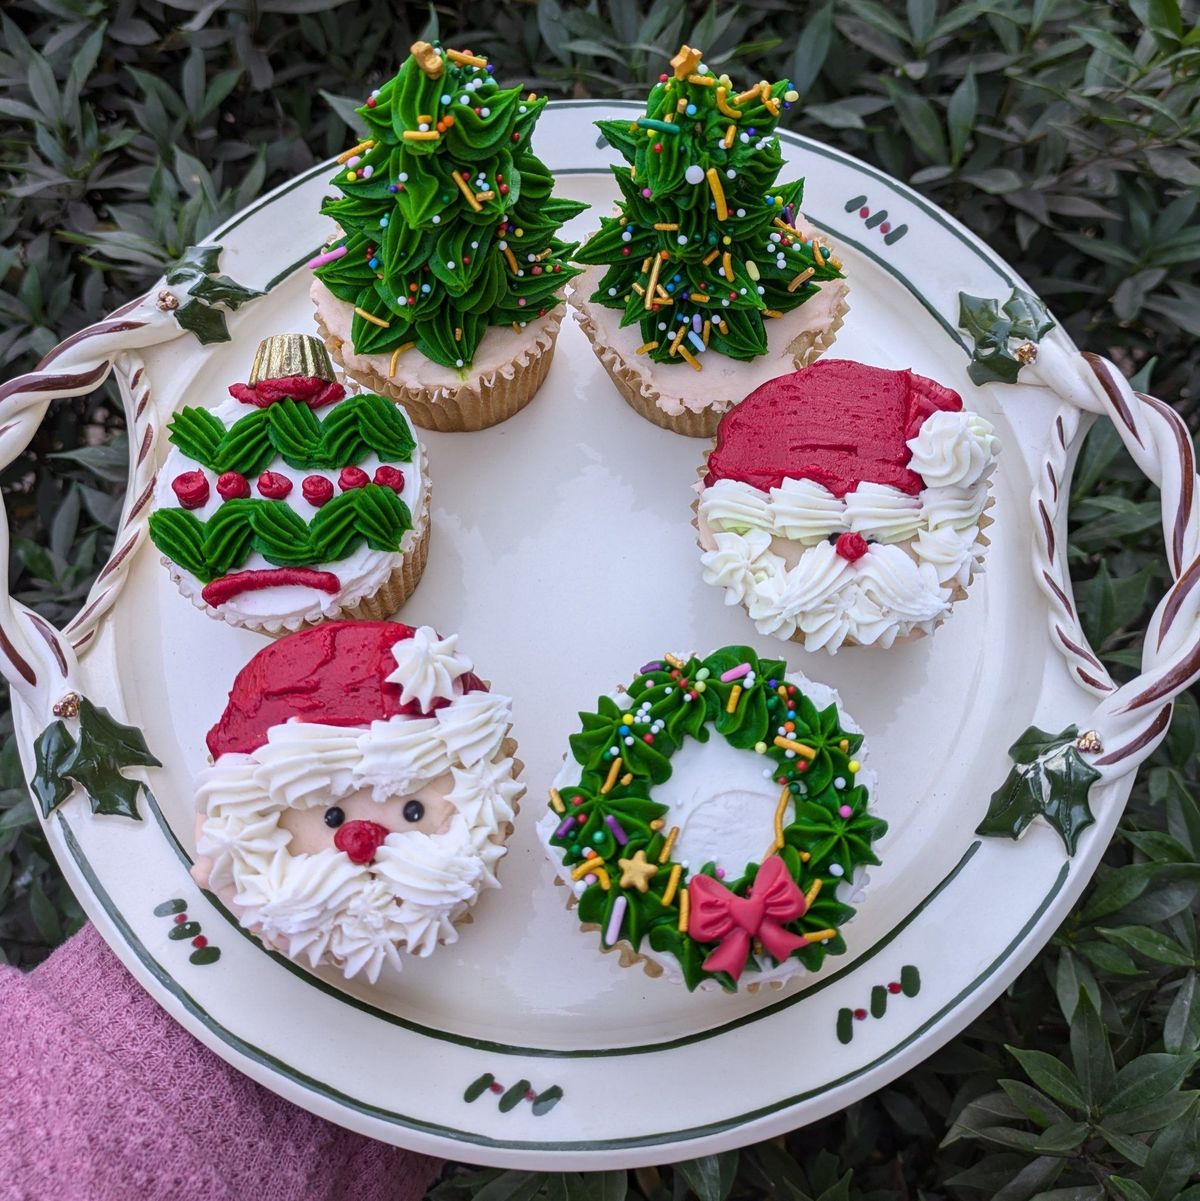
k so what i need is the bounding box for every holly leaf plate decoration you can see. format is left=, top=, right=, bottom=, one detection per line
left=160, top=243, right=264, bottom=345
left=977, top=724, right=1101, bottom=854
left=29, top=694, right=161, bottom=821
left=958, top=287, right=1054, bottom=385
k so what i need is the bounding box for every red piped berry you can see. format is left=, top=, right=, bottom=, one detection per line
left=372, top=466, right=405, bottom=492
left=853, top=1008, right=868, bottom=1020
left=834, top=532, right=869, bottom=562
left=339, top=466, right=370, bottom=491
left=171, top=471, right=209, bottom=510
left=489, top=1082, right=504, bottom=1094
left=216, top=471, right=250, bottom=500
left=174, top=913, right=187, bottom=924
left=859, top=206, right=869, bottom=218
left=333, top=819, right=390, bottom=864
left=525, top=1090, right=537, bottom=1101
left=192, top=935, right=208, bottom=948
left=257, top=471, right=293, bottom=499
left=888, top=981, right=902, bottom=994
left=302, top=475, right=334, bottom=507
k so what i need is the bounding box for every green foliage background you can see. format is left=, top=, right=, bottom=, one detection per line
left=1, top=1, right=1198, bottom=1197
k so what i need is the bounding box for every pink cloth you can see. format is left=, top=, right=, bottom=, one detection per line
left=0, top=924, right=442, bottom=1201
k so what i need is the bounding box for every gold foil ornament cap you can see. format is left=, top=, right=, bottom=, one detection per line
left=248, top=334, right=335, bottom=385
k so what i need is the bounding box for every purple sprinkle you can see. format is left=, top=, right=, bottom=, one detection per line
left=554, top=816, right=576, bottom=839
left=720, top=662, right=752, bottom=682
left=640, top=661, right=664, bottom=674
left=584, top=873, right=597, bottom=885
left=716, top=867, right=726, bottom=879
left=605, top=814, right=629, bottom=845
left=767, top=678, right=778, bottom=688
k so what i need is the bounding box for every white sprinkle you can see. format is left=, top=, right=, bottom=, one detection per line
left=432, top=215, right=441, bottom=224
left=830, top=864, right=845, bottom=877
left=684, top=164, right=705, bottom=185
left=447, top=261, right=456, bottom=269
left=399, top=172, right=409, bottom=182
left=834, top=777, right=846, bottom=789
left=677, top=234, right=687, bottom=245
left=441, top=94, right=451, bottom=104
left=455, top=358, right=464, bottom=367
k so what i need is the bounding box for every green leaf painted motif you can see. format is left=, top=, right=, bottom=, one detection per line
left=166, top=393, right=415, bottom=475
left=30, top=719, right=75, bottom=817
left=164, top=244, right=263, bottom=345
left=173, top=298, right=231, bottom=345
left=958, top=287, right=1055, bottom=385
left=148, top=484, right=413, bottom=582
left=977, top=725, right=1100, bottom=854
left=30, top=698, right=160, bottom=821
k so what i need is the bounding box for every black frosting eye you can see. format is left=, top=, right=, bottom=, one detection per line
left=323, top=806, right=345, bottom=828
left=403, top=799, right=425, bottom=823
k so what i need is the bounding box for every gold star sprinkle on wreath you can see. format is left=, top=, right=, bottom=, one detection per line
left=618, top=849, right=660, bottom=893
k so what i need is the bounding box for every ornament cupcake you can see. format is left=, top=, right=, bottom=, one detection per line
left=539, top=644, right=883, bottom=991
left=571, top=44, right=849, bottom=438
left=310, top=41, right=588, bottom=432
left=695, top=359, right=1001, bottom=651
left=193, top=621, right=523, bottom=983
left=148, top=334, right=429, bottom=635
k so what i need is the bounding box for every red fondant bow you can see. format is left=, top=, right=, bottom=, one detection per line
left=687, top=857, right=809, bottom=981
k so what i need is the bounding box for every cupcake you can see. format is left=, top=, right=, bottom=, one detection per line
left=538, top=644, right=884, bottom=991
left=148, top=334, right=429, bottom=635
left=695, top=360, right=1001, bottom=651
left=571, top=44, right=849, bottom=437
left=193, top=621, right=524, bottom=983
left=310, top=41, right=587, bottom=432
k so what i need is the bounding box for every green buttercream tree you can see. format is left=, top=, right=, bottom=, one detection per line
left=314, top=41, right=587, bottom=371
left=574, top=44, right=843, bottom=367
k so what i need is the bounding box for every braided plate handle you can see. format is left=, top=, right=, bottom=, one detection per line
left=0, top=294, right=182, bottom=717
left=1023, top=330, right=1200, bottom=778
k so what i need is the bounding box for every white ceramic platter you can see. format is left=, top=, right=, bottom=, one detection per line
left=4, top=102, right=1199, bottom=1170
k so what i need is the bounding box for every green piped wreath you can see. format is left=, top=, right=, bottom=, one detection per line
left=547, top=645, right=886, bottom=992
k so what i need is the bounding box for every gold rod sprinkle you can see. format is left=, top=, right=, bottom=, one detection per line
left=687, top=73, right=715, bottom=86
left=402, top=130, right=440, bottom=141
left=787, top=267, right=816, bottom=292
left=723, top=123, right=736, bottom=148
left=774, top=735, right=818, bottom=761
left=706, top=167, right=728, bottom=220
left=702, top=318, right=711, bottom=346
left=669, top=322, right=689, bottom=353
left=763, top=308, right=783, bottom=318
left=451, top=170, right=483, bottom=212
left=388, top=342, right=415, bottom=376
left=635, top=341, right=659, bottom=355
left=678, top=889, right=690, bottom=933
left=805, top=878, right=822, bottom=908
left=354, top=307, right=390, bottom=328
left=702, top=248, right=719, bottom=266
left=502, top=245, right=519, bottom=273
left=653, top=222, right=680, bottom=231
left=725, top=683, right=742, bottom=713
left=773, top=782, right=790, bottom=851
left=803, top=928, right=838, bottom=944
left=446, top=48, right=488, bottom=66
left=572, top=858, right=600, bottom=880
left=337, top=139, right=374, bottom=164
left=715, top=86, right=742, bottom=118
left=658, top=826, right=679, bottom=864
left=664, top=653, right=686, bottom=669
left=723, top=251, right=734, bottom=280
left=620, top=772, right=633, bottom=787
left=601, top=756, right=623, bottom=795
left=645, top=255, right=663, bottom=311
left=677, top=344, right=702, bottom=371
left=661, top=864, right=683, bottom=907
left=690, top=292, right=710, bottom=303
left=549, top=788, right=565, bottom=814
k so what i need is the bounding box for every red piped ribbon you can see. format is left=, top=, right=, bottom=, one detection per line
left=686, top=857, right=809, bottom=981
left=201, top=567, right=341, bottom=607
left=228, top=375, right=345, bottom=410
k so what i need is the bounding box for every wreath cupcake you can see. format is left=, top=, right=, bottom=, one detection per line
left=148, top=334, right=429, bottom=635
left=695, top=360, right=1001, bottom=651
left=538, top=644, right=885, bottom=992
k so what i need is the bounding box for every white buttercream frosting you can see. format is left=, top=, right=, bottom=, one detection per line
left=386, top=626, right=472, bottom=712
left=696, top=400, right=1000, bottom=651
left=195, top=672, right=521, bottom=983
left=906, top=410, right=999, bottom=489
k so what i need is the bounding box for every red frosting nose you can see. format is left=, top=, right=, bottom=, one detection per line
left=334, top=820, right=391, bottom=864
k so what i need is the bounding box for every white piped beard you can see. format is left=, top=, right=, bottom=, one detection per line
left=196, top=743, right=520, bottom=983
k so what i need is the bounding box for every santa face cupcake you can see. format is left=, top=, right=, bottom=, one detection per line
left=695, top=360, right=1000, bottom=651
left=310, top=41, right=587, bottom=432
left=148, top=334, right=429, bottom=635
left=193, top=622, right=523, bottom=983
left=538, top=644, right=884, bottom=992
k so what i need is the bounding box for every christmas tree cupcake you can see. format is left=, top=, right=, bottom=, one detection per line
left=310, top=41, right=588, bottom=432
left=148, top=334, right=429, bottom=635
left=695, top=360, right=1001, bottom=651
left=194, top=622, right=523, bottom=983
left=538, top=645, right=883, bottom=991
left=572, top=45, right=849, bottom=437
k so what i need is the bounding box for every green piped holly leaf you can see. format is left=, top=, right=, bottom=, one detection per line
left=173, top=298, right=232, bottom=345
left=959, top=287, right=1054, bottom=386
left=56, top=698, right=161, bottom=820
left=977, top=724, right=1100, bottom=855
left=30, top=720, right=76, bottom=818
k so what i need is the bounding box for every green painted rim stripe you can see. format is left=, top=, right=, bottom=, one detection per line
left=62, top=809, right=1069, bottom=1151
left=142, top=781, right=980, bottom=1058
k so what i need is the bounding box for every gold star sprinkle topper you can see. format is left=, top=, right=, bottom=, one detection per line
left=670, top=44, right=703, bottom=80
left=618, top=849, right=660, bottom=893
left=410, top=40, right=444, bottom=79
